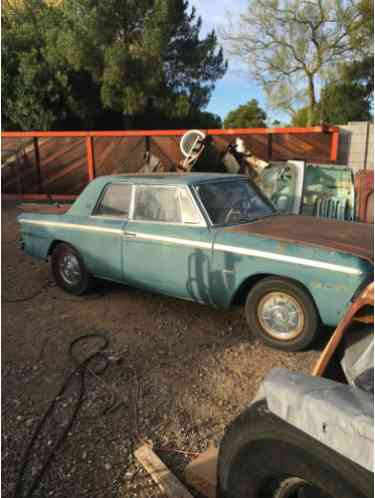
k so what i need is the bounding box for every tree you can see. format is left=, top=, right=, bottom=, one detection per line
left=224, top=99, right=266, bottom=128
left=2, top=0, right=227, bottom=130
left=292, top=82, right=371, bottom=126
left=223, top=0, right=365, bottom=125
left=320, top=80, right=371, bottom=124
left=345, top=0, right=374, bottom=102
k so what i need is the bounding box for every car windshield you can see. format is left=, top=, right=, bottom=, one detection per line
left=196, top=179, right=276, bottom=226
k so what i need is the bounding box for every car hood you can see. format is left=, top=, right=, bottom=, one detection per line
left=224, top=215, right=374, bottom=264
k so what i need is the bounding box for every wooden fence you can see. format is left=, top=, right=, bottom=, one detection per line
left=2, top=126, right=339, bottom=200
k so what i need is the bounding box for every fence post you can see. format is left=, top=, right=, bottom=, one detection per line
left=267, top=133, right=273, bottom=161
left=86, top=135, right=96, bottom=181
left=33, top=137, right=42, bottom=192
left=330, top=129, right=339, bottom=162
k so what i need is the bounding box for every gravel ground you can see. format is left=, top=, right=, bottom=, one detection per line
left=2, top=201, right=323, bottom=498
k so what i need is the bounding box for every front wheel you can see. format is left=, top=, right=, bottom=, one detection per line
left=51, top=242, right=93, bottom=295
left=245, top=277, right=320, bottom=351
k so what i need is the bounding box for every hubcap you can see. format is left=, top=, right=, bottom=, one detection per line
left=59, top=253, right=81, bottom=285
left=274, top=477, right=329, bottom=498
left=258, top=292, right=304, bottom=341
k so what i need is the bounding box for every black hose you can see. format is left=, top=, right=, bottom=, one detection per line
left=3, top=284, right=48, bottom=303
left=14, top=333, right=110, bottom=498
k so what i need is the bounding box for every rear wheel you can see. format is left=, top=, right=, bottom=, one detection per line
left=51, top=243, right=93, bottom=295
left=245, top=277, right=320, bottom=351
left=217, top=401, right=373, bottom=498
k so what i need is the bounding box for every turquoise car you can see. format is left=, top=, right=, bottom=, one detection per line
left=18, top=173, right=373, bottom=351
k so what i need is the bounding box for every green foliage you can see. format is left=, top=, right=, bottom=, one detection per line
left=319, top=80, right=372, bottom=125
left=224, top=0, right=372, bottom=125
left=292, top=78, right=372, bottom=126
left=2, top=0, right=227, bottom=130
left=292, top=31, right=373, bottom=129
left=223, top=99, right=267, bottom=129
left=292, top=106, right=320, bottom=127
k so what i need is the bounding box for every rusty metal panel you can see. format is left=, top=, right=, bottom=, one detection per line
left=356, top=170, right=374, bottom=224
left=226, top=215, right=373, bottom=263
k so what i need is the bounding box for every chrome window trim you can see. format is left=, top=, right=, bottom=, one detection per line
left=91, top=182, right=134, bottom=220
left=130, top=184, right=207, bottom=228
left=191, top=185, right=214, bottom=227
left=181, top=186, right=207, bottom=227
left=90, top=215, right=127, bottom=221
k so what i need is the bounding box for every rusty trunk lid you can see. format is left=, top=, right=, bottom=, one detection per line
left=225, top=215, right=374, bottom=263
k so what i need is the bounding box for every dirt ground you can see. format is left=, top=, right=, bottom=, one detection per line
left=2, top=201, right=323, bottom=498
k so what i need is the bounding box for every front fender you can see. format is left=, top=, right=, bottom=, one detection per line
left=211, top=232, right=372, bottom=327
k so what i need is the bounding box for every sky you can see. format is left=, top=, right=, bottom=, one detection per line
left=188, top=0, right=270, bottom=123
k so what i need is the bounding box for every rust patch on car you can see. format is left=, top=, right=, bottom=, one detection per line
left=310, top=281, right=349, bottom=291
left=226, top=215, right=374, bottom=263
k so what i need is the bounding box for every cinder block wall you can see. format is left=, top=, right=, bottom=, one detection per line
left=338, top=121, right=373, bottom=173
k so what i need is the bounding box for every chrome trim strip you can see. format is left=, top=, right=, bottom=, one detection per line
left=18, top=218, right=362, bottom=275
left=214, top=243, right=362, bottom=275
left=18, top=219, right=123, bottom=235
left=130, top=232, right=212, bottom=250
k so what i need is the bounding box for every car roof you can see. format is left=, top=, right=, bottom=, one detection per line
left=96, top=173, right=246, bottom=186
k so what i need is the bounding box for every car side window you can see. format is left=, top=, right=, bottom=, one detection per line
left=95, top=184, right=132, bottom=218
left=179, top=188, right=201, bottom=224
left=134, top=186, right=182, bottom=223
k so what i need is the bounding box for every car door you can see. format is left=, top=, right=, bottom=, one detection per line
left=123, top=184, right=214, bottom=303
left=77, top=182, right=132, bottom=282
left=260, top=161, right=304, bottom=214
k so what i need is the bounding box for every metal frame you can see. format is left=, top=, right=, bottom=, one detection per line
left=2, top=126, right=340, bottom=200
left=312, top=282, right=374, bottom=377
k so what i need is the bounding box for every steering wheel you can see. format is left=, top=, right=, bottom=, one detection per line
left=224, top=199, right=244, bottom=224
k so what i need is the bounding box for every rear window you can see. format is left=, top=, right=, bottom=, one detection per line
left=95, top=184, right=132, bottom=217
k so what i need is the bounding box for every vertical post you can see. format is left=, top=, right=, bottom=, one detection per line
left=145, top=136, right=150, bottom=165
left=267, top=133, right=273, bottom=161
left=33, top=137, right=42, bottom=193
left=330, top=129, right=339, bottom=162
left=86, top=135, right=96, bottom=182
left=363, top=121, right=370, bottom=170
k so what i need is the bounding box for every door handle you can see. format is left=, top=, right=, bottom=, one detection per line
left=124, top=231, right=137, bottom=238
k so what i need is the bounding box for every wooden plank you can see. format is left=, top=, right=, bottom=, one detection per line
left=185, top=446, right=218, bottom=498
left=134, top=444, right=194, bottom=498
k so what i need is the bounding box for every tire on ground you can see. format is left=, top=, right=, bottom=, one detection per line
left=51, top=242, right=93, bottom=295
left=245, top=276, right=320, bottom=351
left=217, top=400, right=373, bottom=498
